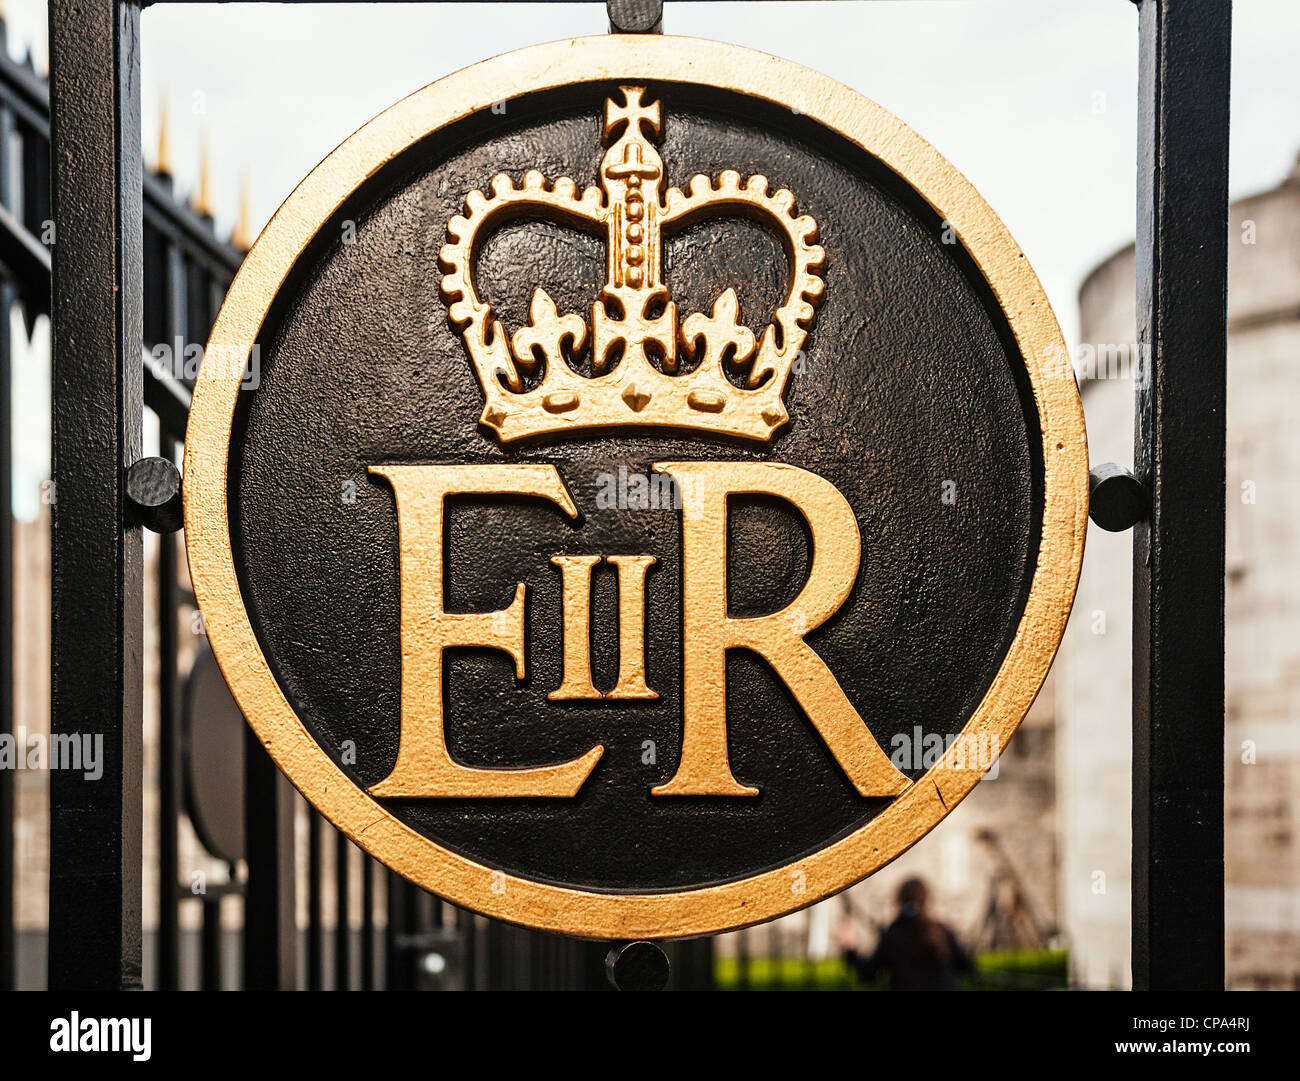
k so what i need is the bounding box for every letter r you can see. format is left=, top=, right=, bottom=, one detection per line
left=651, top=461, right=910, bottom=798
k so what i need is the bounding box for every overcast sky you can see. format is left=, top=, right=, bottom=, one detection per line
left=4, top=1, right=1298, bottom=516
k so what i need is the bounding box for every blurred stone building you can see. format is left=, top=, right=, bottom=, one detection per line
left=1059, top=155, right=1300, bottom=989
left=842, top=687, right=1060, bottom=955
left=719, top=681, right=1061, bottom=970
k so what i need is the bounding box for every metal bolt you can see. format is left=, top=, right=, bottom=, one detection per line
left=605, top=940, right=669, bottom=991
left=126, top=456, right=183, bottom=533
left=607, top=0, right=663, bottom=35
left=1088, top=462, right=1147, bottom=532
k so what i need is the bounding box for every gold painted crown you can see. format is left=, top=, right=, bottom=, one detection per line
left=439, top=87, right=826, bottom=444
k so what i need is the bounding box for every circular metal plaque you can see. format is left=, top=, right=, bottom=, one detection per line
left=184, top=35, right=1087, bottom=938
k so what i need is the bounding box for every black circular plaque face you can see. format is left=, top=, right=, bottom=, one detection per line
left=186, top=36, right=1087, bottom=938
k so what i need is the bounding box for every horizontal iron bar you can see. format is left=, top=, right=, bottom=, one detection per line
left=142, top=1, right=835, bottom=4
left=0, top=202, right=51, bottom=298
left=0, top=55, right=244, bottom=281
left=142, top=350, right=194, bottom=441
left=144, top=172, right=244, bottom=280
left=0, top=202, right=192, bottom=437
left=0, top=51, right=51, bottom=135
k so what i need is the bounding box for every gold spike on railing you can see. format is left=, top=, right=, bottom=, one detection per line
left=192, top=130, right=213, bottom=218
left=156, top=91, right=172, bottom=177
left=232, top=172, right=253, bottom=250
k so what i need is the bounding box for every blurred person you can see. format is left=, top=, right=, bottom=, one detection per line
left=837, top=878, right=975, bottom=991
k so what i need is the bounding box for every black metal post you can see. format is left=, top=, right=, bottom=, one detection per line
left=402, top=872, right=421, bottom=986
left=385, top=870, right=408, bottom=991
left=460, top=907, right=476, bottom=992
left=307, top=813, right=322, bottom=990
left=1132, top=0, right=1230, bottom=991
left=335, top=832, right=350, bottom=990
left=361, top=857, right=375, bottom=990
left=201, top=893, right=222, bottom=991
left=0, top=76, right=15, bottom=992
left=157, top=436, right=181, bottom=991
left=737, top=928, right=750, bottom=991
left=242, top=739, right=296, bottom=989
left=156, top=234, right=188, bottom=991
left=607, top=0, right=663, bottom=34
left=0, top=274, right=11, bottom=994
left=47, top=0, right=144, bottom=991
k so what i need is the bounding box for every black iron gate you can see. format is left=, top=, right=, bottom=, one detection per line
left=0, top=0, right=1229, bottom=992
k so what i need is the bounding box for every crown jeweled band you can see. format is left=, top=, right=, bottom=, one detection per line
left=438, top=86, right=826, bottom=444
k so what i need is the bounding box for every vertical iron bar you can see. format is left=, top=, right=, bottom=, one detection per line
left=513, top=925, right=529, bottom=991
left=157, top=233, right=187, bottom=991
left=156, top=429, right=180, bottom=990
left=307, top=813, right=322, bottom=989
left=334, top=831, right=349, bottom=990
left=403, top=874, right=421, bottom=987
left=769, top=921, right=781, bottom=991
left=0, top=89, right=15, bottom=994
left=47, top=0, right=143, bottom=991
left=566, top=934, right=580, bottom=991
left=737, top=929, right=750, bottom=991
left=1132, top=0, right=1230, bottom=991
left=200, top=894, right=222, bottom=991
left=483, top=918, right=499, bottom=991
left=242, top=741, right=296, bottom=989
left=534, top=931, right=548, bottom=991
left=361, top=856, right=374, bottom=990
left=385, top=870, right=406, bottom=991
left=0, top=276, right=11, bottom=994
left=460, top=908, right=475, bottom=992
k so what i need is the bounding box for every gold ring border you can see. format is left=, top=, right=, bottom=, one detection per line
left=184, top=35, right=1088, bottom=939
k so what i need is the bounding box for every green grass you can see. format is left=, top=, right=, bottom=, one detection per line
left=970, top=948, right=1069, bottom=990
left=715, top=955, right=861, bottom=990
left=714, top=949, right=1069, bottom=991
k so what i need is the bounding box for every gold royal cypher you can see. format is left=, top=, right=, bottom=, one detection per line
left=365, top=87, right=907, bottom=801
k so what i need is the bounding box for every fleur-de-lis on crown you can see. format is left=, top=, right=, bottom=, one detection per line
left=439, top=86, right=826, bottom=444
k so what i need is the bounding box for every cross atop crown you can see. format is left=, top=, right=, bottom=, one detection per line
left=604, top=86, right=661, bottom=145
left=438, top=86, right=826, bottom=445
left=598, top=87, right=667, bottom=302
